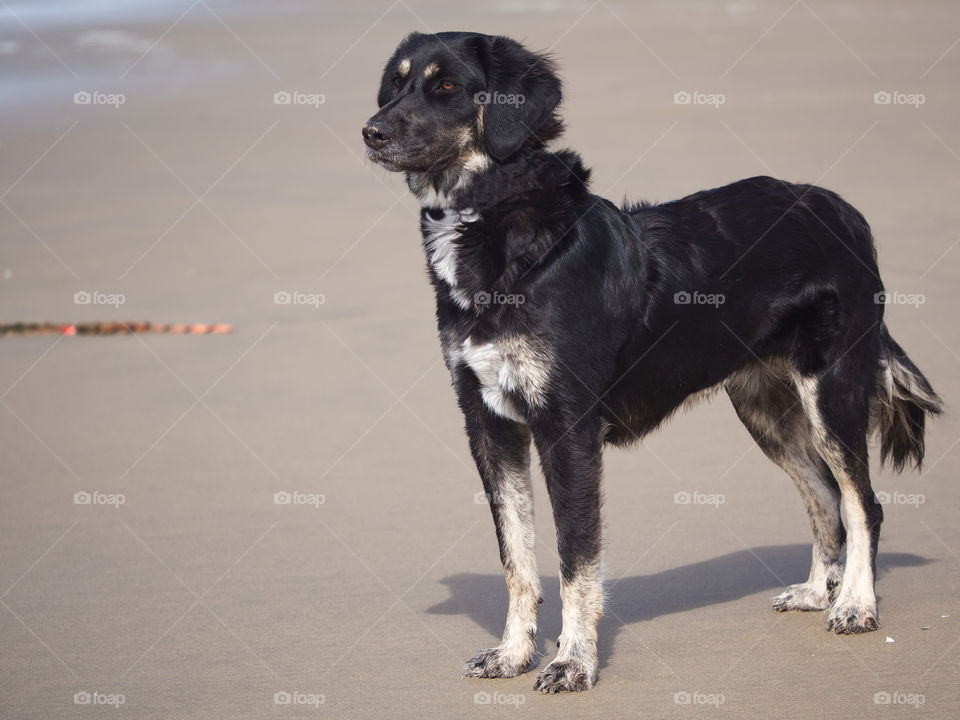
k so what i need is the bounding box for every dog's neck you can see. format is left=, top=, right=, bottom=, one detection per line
left=406, top=147, right=591, bottom=215
left=405, top=152, right=491, bottom=212
left=410, top=148, right=594, bottom=311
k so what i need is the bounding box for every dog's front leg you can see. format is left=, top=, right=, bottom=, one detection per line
left=458, top=375, right=541, bottom=679
left=532, top=415, right=604, bottom=692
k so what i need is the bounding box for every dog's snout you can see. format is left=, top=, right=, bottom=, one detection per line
left=362, top=122, right=392, bottom=149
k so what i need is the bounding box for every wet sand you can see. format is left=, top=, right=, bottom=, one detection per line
left=1, top=1, right=959, bottom=717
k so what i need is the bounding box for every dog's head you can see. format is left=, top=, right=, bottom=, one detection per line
left=363, top=32, right=562, bottom=173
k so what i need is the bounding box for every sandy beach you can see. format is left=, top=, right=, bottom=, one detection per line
left=1, top=0, right=959, bottom=717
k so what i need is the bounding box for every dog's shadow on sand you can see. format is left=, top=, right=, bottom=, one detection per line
left=426, top=544, right=929, bottom=669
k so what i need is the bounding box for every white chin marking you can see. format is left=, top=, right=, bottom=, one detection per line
left=408, top=151, right=491, bottom=210
left=415, top=184, right=457, bottom=211
left=461, top=150, right=491, bottom=175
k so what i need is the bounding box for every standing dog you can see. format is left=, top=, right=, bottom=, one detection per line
left=363, top=32, right=942, bottom=692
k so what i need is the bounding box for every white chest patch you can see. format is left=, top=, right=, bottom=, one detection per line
left=423, top=208, right=478, bottom=310
left=461, top=336, right=552, bottom=423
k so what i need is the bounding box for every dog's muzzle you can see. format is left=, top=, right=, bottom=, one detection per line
left=362, top=121, right=394, bottom=150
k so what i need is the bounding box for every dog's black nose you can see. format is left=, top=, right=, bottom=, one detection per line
left=362, top=122, right=392, bottom=149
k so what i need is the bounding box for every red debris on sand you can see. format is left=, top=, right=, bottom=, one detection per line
left=0, top=322, right=234, bottom=336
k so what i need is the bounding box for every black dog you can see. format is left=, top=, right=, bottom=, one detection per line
left=363, top=32, right=942, bottom=693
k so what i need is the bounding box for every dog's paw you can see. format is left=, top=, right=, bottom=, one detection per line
left=826, top=602, right=879, bottom=634
left=773, top=582, right=830, bottom=612
left=533, top=658, right=597, bottom=693
left=464, top=646, right=530, bottom=679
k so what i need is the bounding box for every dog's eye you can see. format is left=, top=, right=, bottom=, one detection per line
left=392, top=76, right=401, bottom=89
left=438, top=80, right=459, bottom=93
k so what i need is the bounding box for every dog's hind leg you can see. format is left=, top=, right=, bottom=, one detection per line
left=458, top=374, right=542, bottom=678
left=726, top=363, right=845, bottom=612
left=794, top=363, right=882, bottom=633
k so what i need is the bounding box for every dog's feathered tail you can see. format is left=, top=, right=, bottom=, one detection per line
left=873, top=323, right=943, bottom=471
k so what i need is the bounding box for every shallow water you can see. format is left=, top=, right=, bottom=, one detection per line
left=0, top=0, right=186, bottom=27
left=0, top=0, right=261, bottom=110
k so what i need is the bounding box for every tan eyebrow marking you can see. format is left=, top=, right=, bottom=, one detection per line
left=398, top=58, right=410, bottom=77
left=423, top=62, right=440, bottom=79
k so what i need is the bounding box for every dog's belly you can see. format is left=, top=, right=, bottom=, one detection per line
left=460, top=337, right=552, bottom=423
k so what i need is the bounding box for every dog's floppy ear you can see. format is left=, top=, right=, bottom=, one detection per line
left=472, top=35, right=562, bottom=161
